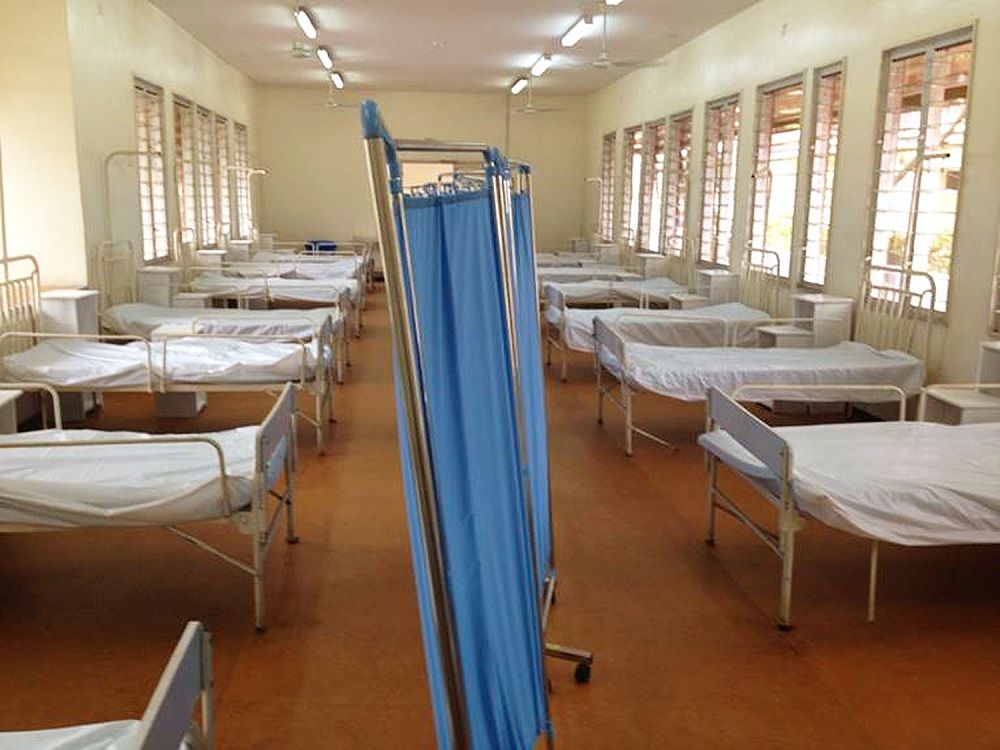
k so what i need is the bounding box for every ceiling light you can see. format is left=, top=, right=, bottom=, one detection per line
left=316, top=45, right=333, bottom=70
left=561, top=15, right=594, bottom=47
left=604, top=0, right=623, bottom=5
left=531, top=54, right=553, bottom=77
left=511, top=77, right=528, bottom=95
left=294, top=7, right=317, bottom=40
left=330, top=71, right=345, bottom=89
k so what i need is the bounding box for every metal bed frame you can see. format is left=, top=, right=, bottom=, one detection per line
left=703, top=382, right=1000, bottom=630
left=0, top=383, right=297, bottom=632
left=0, top=258, right=334, bottom=452
left=363, top=102, right=591, bottom=749
left=594, top=261, right=935, bottom=455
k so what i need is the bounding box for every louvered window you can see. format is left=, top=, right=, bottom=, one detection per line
left=700, top=97, right=740, bottom=267
left=870, top=31, right=974, bottom=312
left=133, top=80, right=168, bottom=261
left=196, top=107, right=217, bottom=248
left=802, top=66, right=844, bottom=287
left=620, top=126, right=644, bottom=248
left=599, top=132, right=616, bottom=241
left=662, top=112, right=692, bottom=259
left=234, top=123, right=253, bottom=239
left=215, top=116, right=232, bottom=242
left=639, top=120, right=667, bottom=253
left=174, top=97, right=198, bottom=246
left=750, top=79, right=804, bottom=278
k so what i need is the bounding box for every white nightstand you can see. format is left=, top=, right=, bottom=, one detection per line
left=172, top=292, right=216, bottom=309
left=194, top=249, right=228, bottom=268
left=668, top=293, right=711, bottom=310
left=635, top=252, right=670, bottom=279
left=136, top=266, right=183, bottom=307
left=791, top=293, right=853, bottom=347
left=922, top=341, right=1000, bottom=424
left=41, top=289, right=102, bottom=422
left=755, top=324, right=815, bottom=348
left=696, top=269, right=739, bottom=304
left=0, top=389, right=22, bottom=434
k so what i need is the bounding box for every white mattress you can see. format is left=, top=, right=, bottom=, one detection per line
left=699, top=422, right=1000, bottom=546
left=0, top=721, right=142, bottom=749
left=3, top=338, right=317, bottom=389
left=602, top=341, right=925, bottom=402
left=537, top=266, right=642, bottom=284
left=0, top=426, right=258, bottom=528
left=239, top=253, right=360, bottom=279
left=560, top=303, right=768, bottom=352
left=190, top=272, right=358, bottom=303
left=103, top=303, right=340, bottom=340
left=611, top=277, right=686, bottom=304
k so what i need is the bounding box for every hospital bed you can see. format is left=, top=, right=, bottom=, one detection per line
left=0, top=383, right=297, bottom=631
left=102, top=303, right=350, bottom=383
left=536, top=264, right=642, bottom=285
left=0, top=621, right=214, bottom=749
left=700, top=383, right=1000, bottom=629
left=595, top=264, right=933, bottom=454
left=544, top=249, right=787, bottom=381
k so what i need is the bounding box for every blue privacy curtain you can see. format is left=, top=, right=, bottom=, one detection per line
left=392, top=179, right=549, bottom=749
left=510, top=188, right=552, bottom=585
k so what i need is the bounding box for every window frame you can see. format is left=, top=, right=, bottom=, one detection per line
left=196, top=106, right=218, bottom=249
left=638, top=118, right=667, bottom=253
left=133, top=79, right=169, bottom=263
left=699, top=94, right=741, bottom=269
left=173, top=96, right=198, bottom=250
left=233, top=122, right=253, bottom=240
left=215, top=115, right=232, bottom=243
left=598, top=131, right=616, bottom=242
left=620, top=125, right=644, bottom=250
left=866, top=27, right=976, bottom=316
left=661, top=110, right=694, bottom=260
left=799, top=62, right=846, bottom=290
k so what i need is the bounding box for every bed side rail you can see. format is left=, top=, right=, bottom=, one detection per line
left=593, top=316, right=626, bottom=368
left=705, top=388, right=789, bottom=480
left=544, top=284, right=566, bottom=314
left=156, top=332, right=313, bottom=389
left=0, top=382, right=63, bottom=429
left=258, top=382, right=296, bottom=487
left=732, top=384, right=909, bottom=421
left=132, top=621, right=214, bottom=750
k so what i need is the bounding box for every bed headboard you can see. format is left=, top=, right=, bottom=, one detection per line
left=0, top=255, right=41, bottom=355
left=97, top=240, right=140, bottom=311
left=663, top=242, right=695, bottom=288
left=740, top=247, right=783, bottom=316
left=855, top=262, right=935, bottom=361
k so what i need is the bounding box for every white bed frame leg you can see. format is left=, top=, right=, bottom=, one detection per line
left=200, top=631, right=216, bottom=749
left=867, top=540, right=879, bottom=623
left=285, top=447, right=299, bottom=545
left=705, top=455, right=718, bottom=547
left=624, top=386, right=634, bottom=457
left=545, top=330, right=552, bottom=367
left=314, top=392, right=325, bottom=455
left=596, top=355, right=605, bottom=425
left=336, top=341, right=345, bottom=384
left=560, top=345, right=568, bottom=382
left=253, top=530, right=266, bottom=633
left=778, top=512, right=796, bottom=631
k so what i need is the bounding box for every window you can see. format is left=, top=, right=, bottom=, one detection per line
left=173, top=97, right=197, bottom=247
left=700, top=96, right=740, bottom=267
left=196, top=107, right=217, bottom=248
left=639, top=120, right=667, bottom=253
left=598, top=132, right=616, bottom=242
left=620, top=126, right=644, bottom=248
left=870, top=31, right=974, bottom=312
left=233, top=123, right=253, bottom=239
left=215, top=116, right=232, bottom=242
left=802, top=66, right=844, bottom=287
left=133, top=80, right=168, bottom=261
left=750, top=79, right=805, bottom=278
left=662, top=112, right=693, bottom=258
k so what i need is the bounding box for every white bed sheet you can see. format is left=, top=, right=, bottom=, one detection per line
left=699, top=422, right=1000, bottom=546
left=0, top=426, right=258, bottom=528
left=190, top=272, right=358, bottom=303
left=104, top=303, right=340, bottom=340
left=537, top=266, right=642, bottom=284
left=238, top=253, right=360, bottom=279
left=611, top=277, right=686, bottom=304
left=560, top=303, right=768, bottom=352
left=3, top=338, right=317, bottom=388
left=603, top=341, right=925, bottom=402
left=0, top=721, right=141, bottom=750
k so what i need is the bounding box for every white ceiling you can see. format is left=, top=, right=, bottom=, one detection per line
left=149, top=0, right=758, bottom=94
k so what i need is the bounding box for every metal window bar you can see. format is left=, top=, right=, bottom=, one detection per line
left=662, top=112, right=693, bottom=260
left=134, top=82, right=169, bottom=262
left=700, top=97, right=740, bottom=267
left=215, top=117, right=232, bottom=243
left=174, top=98, right=198, bottom=248
left=197, top=107, right=218, bottom=249
left=639, top=120, right=667, bottom=253
left=599, top=132, right=616, bottom=242
left=233, top=123, right=253, bottom=239
left=620, top=126, right=643, bottom=250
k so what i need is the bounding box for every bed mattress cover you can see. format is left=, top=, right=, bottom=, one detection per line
left=601, top=341, right=925, bottom=402
left=698, top=421, right=1000, bottom=546
left=237, top=253, right=360, bottom=279
left=0, top=425, right=259, bottom=528
left=190, top=272, right=358, bottom=303
left=3, top=338, right=318, bottom=388
left=611, top=277, right=687, bottom=303
left=537, top=266, right=642, bottom=284
left=104, top=303, right=340, bottom=340
left=561, top=303, right=768, bottom=352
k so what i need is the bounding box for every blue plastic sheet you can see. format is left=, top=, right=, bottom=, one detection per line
left=511, top=191, right=552, bottom=584
left=392, top=183, right=549, bottom=749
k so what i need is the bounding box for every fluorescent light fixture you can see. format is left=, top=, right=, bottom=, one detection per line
left=531, top=54, right=553, bottom=77
left=561, top=15, right=594, bottom=47
left=511, top=77, right=528, bottom=95
left=330, top=71, right=345, bottom=89
left=294, top=7, right=317, bottom=40
left=316, top=45, right=333, bottom=70
left=604, top=0, right=623, bottom=5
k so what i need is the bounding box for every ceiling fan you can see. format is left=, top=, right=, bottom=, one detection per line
left=511, top=76, right=564, bottom=115
left=572, top=4, right=666, bottom=71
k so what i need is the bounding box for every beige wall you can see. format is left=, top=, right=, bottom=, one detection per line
left=66, top=0, right=257, bottom=283
left=255, top=87, right=587, bottom=252
left=585, top=0, right=1000, bottom=381
left=0, top=0, right=88, bottom=286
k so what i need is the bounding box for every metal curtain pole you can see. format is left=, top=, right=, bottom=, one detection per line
left=362, top=130, right=472, bottom=750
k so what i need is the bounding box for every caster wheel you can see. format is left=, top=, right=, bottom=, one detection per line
left=573, top=663, right=591, bottom=685
left=287, top=535, right=301, bottom=545
left=255, top=625, right=266, bottom=635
